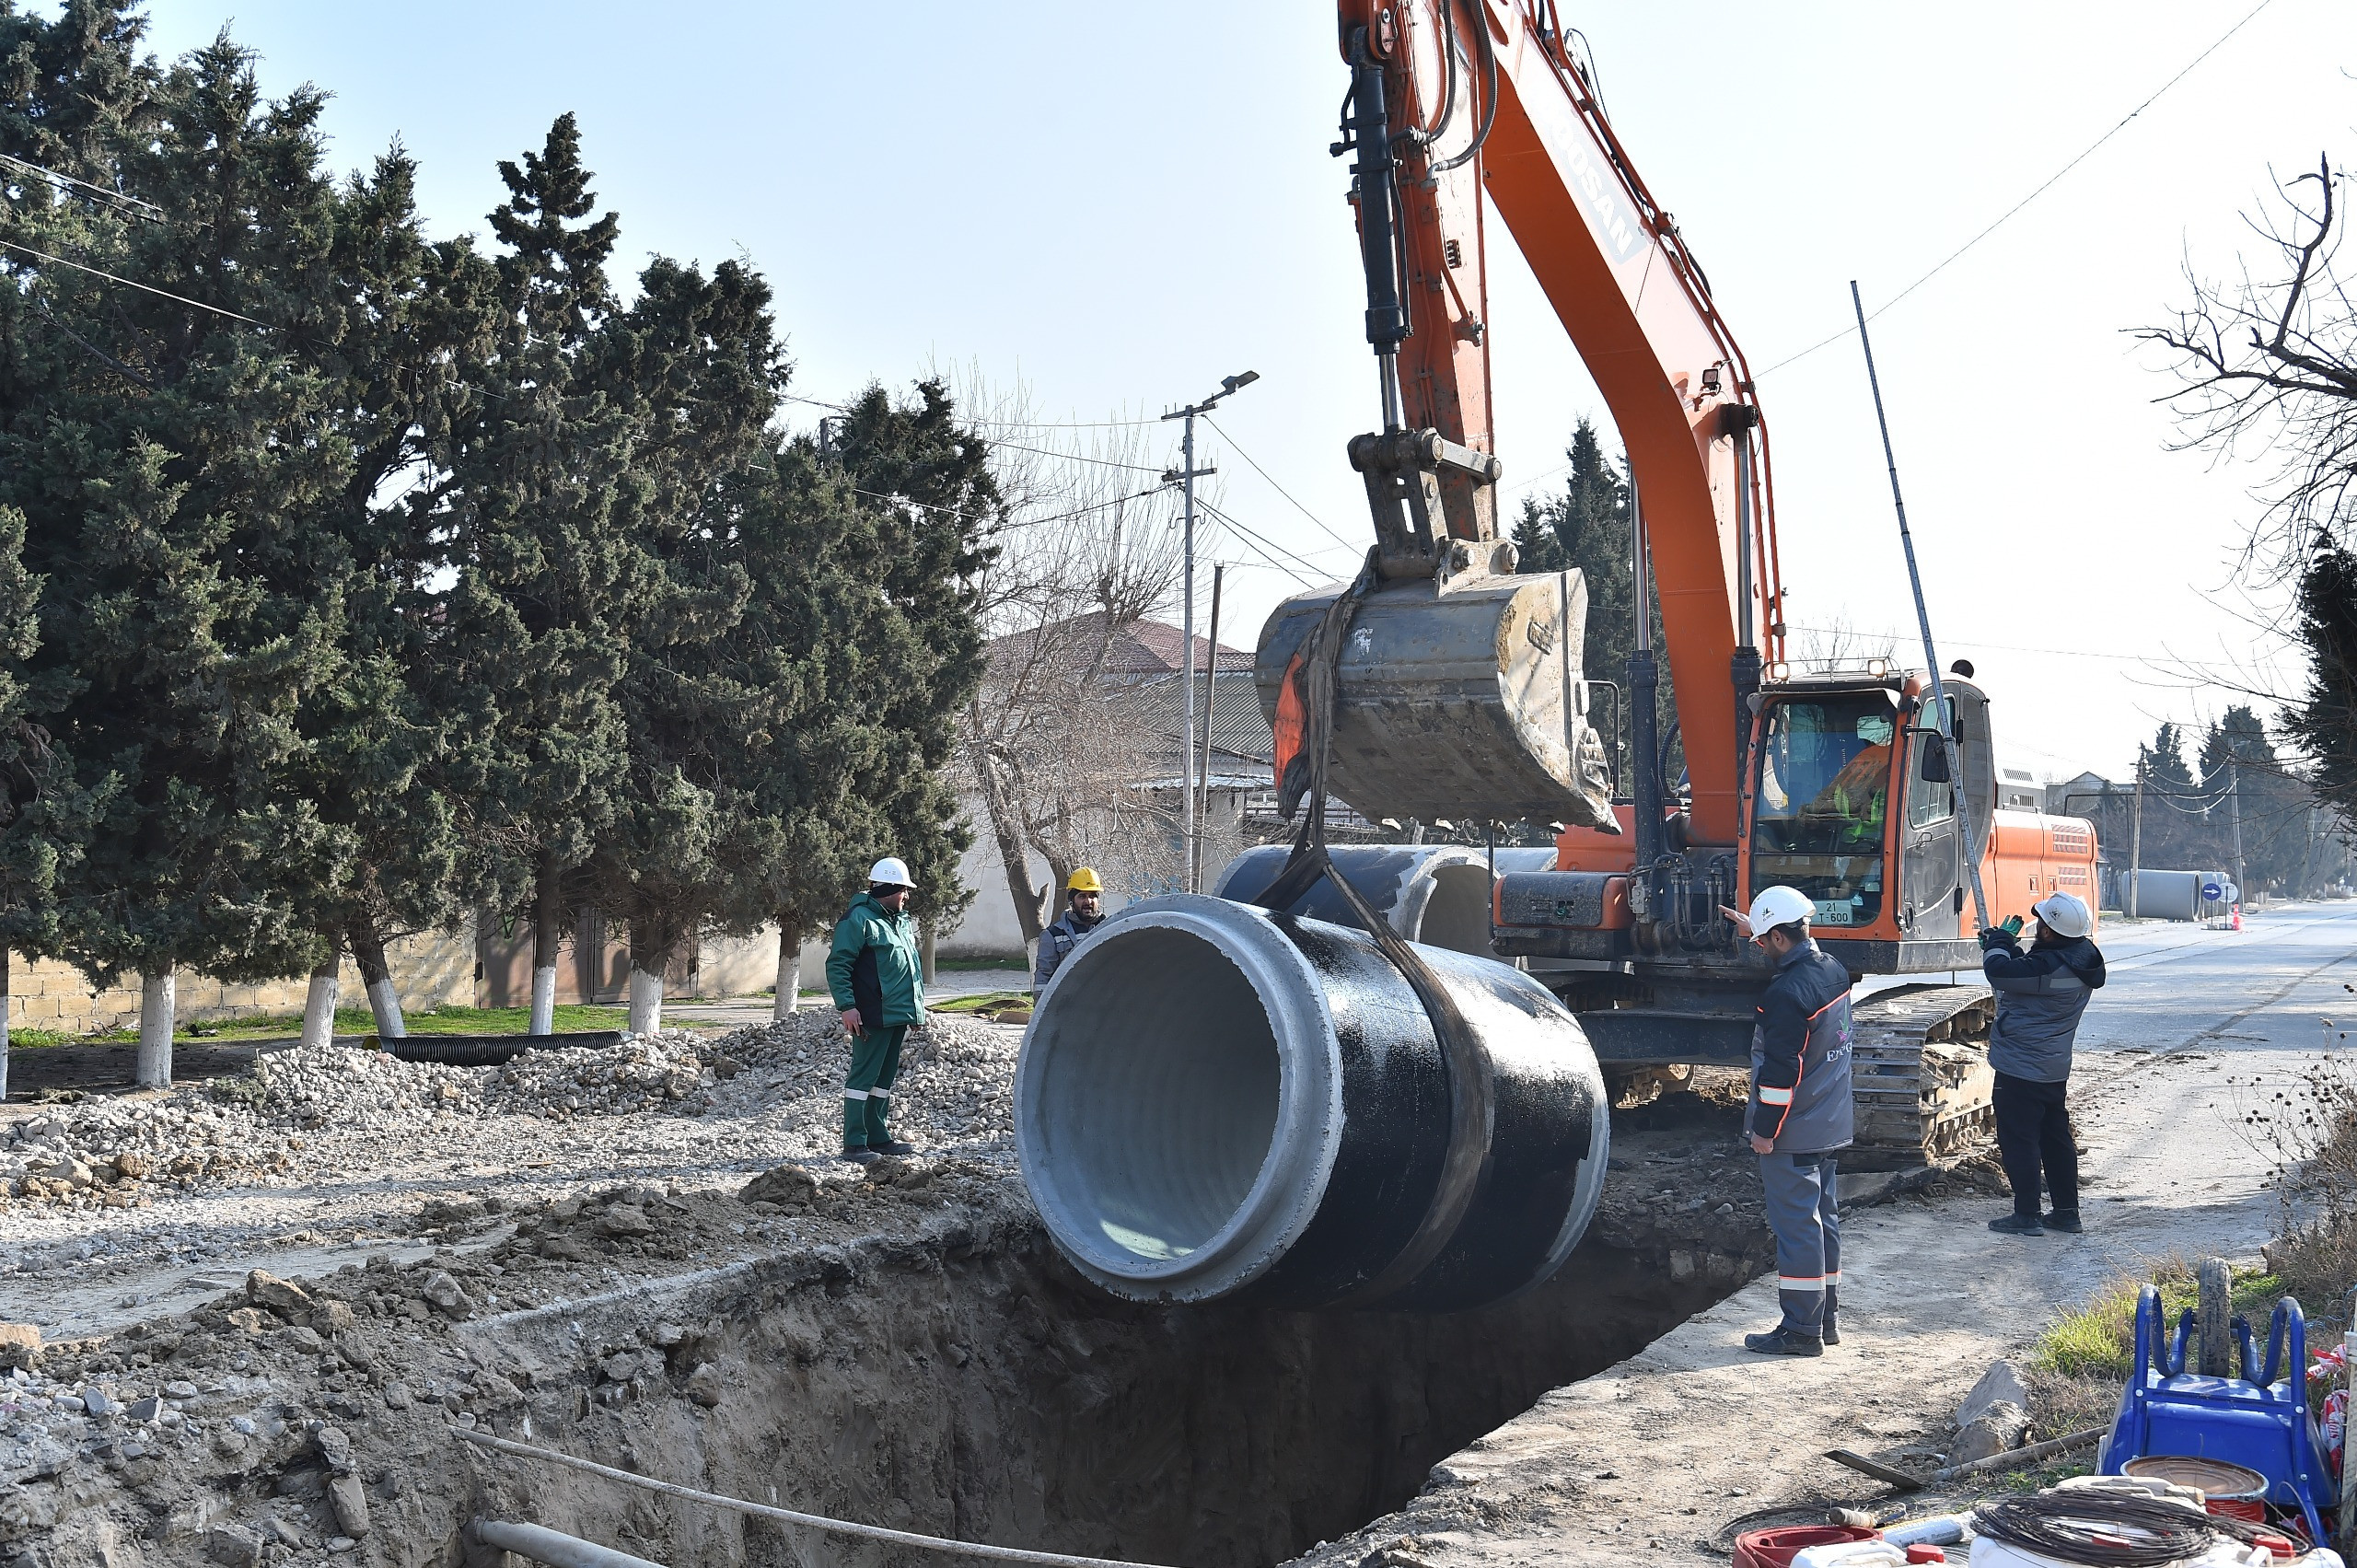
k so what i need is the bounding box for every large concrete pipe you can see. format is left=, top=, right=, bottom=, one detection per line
left=1015, top=893, right=1608, bottom=1312
left=1213, top=843, right=1557, bottom=961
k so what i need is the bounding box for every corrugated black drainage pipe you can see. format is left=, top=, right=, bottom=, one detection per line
left=1015, top=894, right=1608, bottom=1311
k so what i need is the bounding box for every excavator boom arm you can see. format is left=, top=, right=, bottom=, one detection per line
left=1337, top=0, right=1785, bottom=843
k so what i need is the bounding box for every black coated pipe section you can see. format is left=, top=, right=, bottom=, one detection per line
left=1016, top=894, right=1608, bottom=1312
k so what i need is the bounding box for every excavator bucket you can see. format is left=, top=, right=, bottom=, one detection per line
left=1256, top=568, right=1618, bottom=830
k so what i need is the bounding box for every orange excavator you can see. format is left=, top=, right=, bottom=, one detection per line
left=1237, top=0, right=2101, bottom=1163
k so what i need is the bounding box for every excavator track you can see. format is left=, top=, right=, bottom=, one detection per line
left=1845, top=982, right=1998, bottom=1170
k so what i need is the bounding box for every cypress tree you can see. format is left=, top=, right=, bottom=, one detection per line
left=582, top=255, right=783, bottom=1034
left=0, top=29, right=357, bottom=1084
left=1515, top=416, right=1673, bottom=794
left=439, top=114, right=638, bottom=1034
left=824, top=380, right=994, bottom=943
left=273, top=147, right=505, bottom=1040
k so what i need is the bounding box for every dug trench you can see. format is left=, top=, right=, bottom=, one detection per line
left=5, top=1076, right=1833, bottom=1568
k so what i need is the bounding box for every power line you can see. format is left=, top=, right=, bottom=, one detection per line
left=0, top=237, right=261, bottom=323
left=1192, top=496, right=1331, bottom=587
left=1756, top=0, right=2281, bottom=377
left=0, top=151, right=160, bottom=222
left=781, top=391, right=1171, bottom=472
left=1199, top=412, right=1363, bottom=554
left=981, top=437, right=1167, bottom=474
left=991, top=479, right=1178, bottom=532
left=1786, top=622, right=2275, bottom=669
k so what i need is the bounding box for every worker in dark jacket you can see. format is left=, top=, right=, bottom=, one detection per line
left=826, top=856, right=926, bottom=1165
left=1032, top=867, right=1107, bottom=990
left=1721, top=884, right=1855, bottom=1358
left=1980, top=890, right=2106, bottom=1236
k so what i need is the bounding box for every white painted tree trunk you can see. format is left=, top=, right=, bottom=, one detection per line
left=528, top=966, right=557, bottom=1036
left=0, top=947, right=12, bottom=1103
left=773, top=927, right=801, bottom=1020
left=299, top=960, right=340, bottom=1050
left=136, top=969, right=174, bottom=1089
left=366, top=976, right=407, bottom=1039
left=628, top=967, right=663, bottom=1036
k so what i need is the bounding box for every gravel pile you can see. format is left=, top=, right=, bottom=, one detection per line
left=0, top=1010, right=1021, bottom=1223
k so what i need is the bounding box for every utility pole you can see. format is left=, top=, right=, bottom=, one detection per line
left=2130, top=761, right=2144, bottom=919
left=1162, top=370, right=1259, bottom=891
left=1192, top=564, right=1225, bottom=891
left=2227, top=756, right=2247, bottom=900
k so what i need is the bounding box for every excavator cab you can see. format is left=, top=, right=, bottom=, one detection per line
left=1745, top=672, right=1997, bottom=961
left=1749, top=687, right=1899, bottom=930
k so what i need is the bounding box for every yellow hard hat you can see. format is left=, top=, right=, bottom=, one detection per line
left=1067, top=867, right=1104, bottom=894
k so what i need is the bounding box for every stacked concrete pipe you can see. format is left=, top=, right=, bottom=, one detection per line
left=1014, top=892, right=1608, bottom=1312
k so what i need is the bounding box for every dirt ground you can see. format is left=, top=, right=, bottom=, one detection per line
left=0, top=906, right=2343, bottom=1568
left=1288, top=907, right=2357, bottom=1568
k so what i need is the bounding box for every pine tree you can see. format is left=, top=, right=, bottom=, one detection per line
left=0, top=29, right=360, bottom=1083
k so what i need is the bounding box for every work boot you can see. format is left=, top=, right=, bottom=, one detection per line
left=2044, top=1210, right=2084, bottom=1234
left=1988, top=1213, right=2045, bottom=1236
left=1742, top=1329, right=1824, bottom=1357
left=873, top=1140, right=917, bottom=1156
left=1822, top=1317, right=1841, bottom=1347
left=839, top=1146, right=878, bottom=1167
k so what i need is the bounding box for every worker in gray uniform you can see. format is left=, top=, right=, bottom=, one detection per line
left=1721, top=884, right=1856, bottom=1357
left=1980, top=890, right=2106, bottom=1236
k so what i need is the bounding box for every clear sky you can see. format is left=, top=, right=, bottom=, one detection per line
left=130, top=1, right=2357, bottom=785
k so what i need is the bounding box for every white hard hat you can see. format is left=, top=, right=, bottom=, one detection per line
left=1747, top=885, right=1815, bottom=933
left=2031, top=890, right=2092, bottom=938
left=868, top=856, right=915, bottom=889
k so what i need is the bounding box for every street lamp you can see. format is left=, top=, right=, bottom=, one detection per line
left=1163, top=370, right=1260, bottom=891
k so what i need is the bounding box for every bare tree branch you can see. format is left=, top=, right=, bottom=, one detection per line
left=2134, top=155, right=2357, bottom=575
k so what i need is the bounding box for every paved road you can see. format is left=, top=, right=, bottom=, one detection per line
left=1295, top=900, right=2357, bottom=1568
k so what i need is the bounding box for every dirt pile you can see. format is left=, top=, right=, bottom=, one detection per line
left=0, top=1013, right=1017, bottom=1221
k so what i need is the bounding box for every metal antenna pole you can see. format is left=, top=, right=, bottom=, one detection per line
left=1851, top=281, right=1990, bottom=931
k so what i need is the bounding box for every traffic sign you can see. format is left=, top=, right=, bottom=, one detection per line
left=2201, top=880, right=2224, bottom=901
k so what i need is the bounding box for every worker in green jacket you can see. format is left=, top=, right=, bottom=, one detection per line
left=826, top=856, right=926, bottom=1165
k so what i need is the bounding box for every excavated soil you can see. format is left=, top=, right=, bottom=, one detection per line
left=3, top=1165, right=1749, bottom=1568
left=0, top=1074, right=1811, bottom=1568
left=0, top=1058, right=1827, bottom=1568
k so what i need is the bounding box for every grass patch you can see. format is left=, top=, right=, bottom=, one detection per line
left=931, top=991, right=1031, bottom=1014
left=12, top=1003, right=630, bottom=1047
left=2032, top=1259, right=2286, bottom=1380
left=2021, top=1260, right=2292, bottom=1467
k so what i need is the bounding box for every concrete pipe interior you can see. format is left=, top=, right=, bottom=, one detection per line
left=1025, top=923, right=1284, bottom=1268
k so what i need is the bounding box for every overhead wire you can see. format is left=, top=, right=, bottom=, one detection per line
left=780, top=391, right=1174, bottom=471
left=1756, top=0, right=2282, bottom=377
left=0, top=237, right=261, bottom=323
left=0, top=151, right=160, bottom=222
left=1199, top=412, right=1363, bottom=553
left=1192, top=496, right=1334, bottom=587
